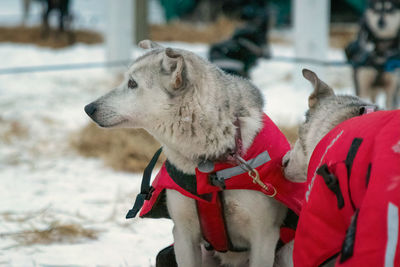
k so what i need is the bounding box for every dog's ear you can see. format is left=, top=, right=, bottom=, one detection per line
left=302, top=69, right=334, bottom=109
left=162, top=48, right=185, bottom=90
left=138, top=40, right=163, bottom=49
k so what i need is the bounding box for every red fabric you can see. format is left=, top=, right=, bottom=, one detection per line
left=196, top=195, right=231, bottom=252
left=194, top=114, right=305, bottom=215
left=293, top=110, right=400, bottom=267
left=139, top=113, right=306, bottom=250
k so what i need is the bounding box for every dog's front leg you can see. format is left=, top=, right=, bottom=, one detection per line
left=274, top=240, right=294, bottom=267
left=249, top=226, right=280, bottom=267
left=167, top=190, right=202, bottom=267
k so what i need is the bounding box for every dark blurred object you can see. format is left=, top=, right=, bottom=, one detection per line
left=159, top=0, right=270, bottom=23
left=221, top=0, right=268, bottom=19
left=155, top=245, right=177, bottom=267
left=331, top=0, right=365, bottom=22
left=41, top=0, right=74, bottom=43
left=159, top=0, right=368, bottom=26
left=209, top=7, right=270, bottom=77
left=159, top=0, right=198, bottom=21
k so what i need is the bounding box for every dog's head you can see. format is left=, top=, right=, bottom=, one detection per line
left=365, top=0, right=400, bottom=39
left=84, top=40, right=205, bottom=130
left=283, top=69, right=376, bottom=182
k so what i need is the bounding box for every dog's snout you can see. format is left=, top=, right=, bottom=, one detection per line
left=84, top=103, right=97, bottom=117
left=378, top=16, right=386, bottom=29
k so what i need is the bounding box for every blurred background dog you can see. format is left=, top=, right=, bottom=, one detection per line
left=208, top=0, right=270, bottom=78
left=345, top=0, right=400, bottom=109
left=23, top=0, right=74, bottom=41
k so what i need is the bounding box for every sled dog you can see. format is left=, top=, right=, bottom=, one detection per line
left=283, top=69, right=400, bottom=266
left=345, top=0, right=400, bottom=109
left=85, top=40, right=297, bottom=267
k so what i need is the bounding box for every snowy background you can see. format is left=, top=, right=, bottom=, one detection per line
left=0, top=1, right=365, bottom=266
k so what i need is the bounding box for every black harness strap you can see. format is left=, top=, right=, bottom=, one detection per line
left=345, top=138, right=363, bottom=211
left=365, top=163, right=372, bottom=188
left=317, top=164, right=345, bottom=209
left=340, top=209, right=359, bottom=263
left=126, top=147, right=163, bottom=219
left=165, top=160, right=198, bottom=196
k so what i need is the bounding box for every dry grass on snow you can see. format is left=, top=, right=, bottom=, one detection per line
left=0, top=26, right=103, bottom=49
left=6, top=223, right=99, bottom=246
left=0, top=116, right=29, bottom=144
left=1, top=209, right=99, bottom=246
left=150, top=17, right=239, bottom=43
left=0, top=21, right=357, bottom=49
left=70, top=123, right=165, bottom=173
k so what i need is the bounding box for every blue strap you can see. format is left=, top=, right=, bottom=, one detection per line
left=385, top=59, right=400, bottom=72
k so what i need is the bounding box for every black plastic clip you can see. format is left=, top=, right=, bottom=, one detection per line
left=209, top=173, right=226, bottom=189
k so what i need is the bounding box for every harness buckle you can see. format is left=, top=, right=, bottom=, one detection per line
left=209, top=173, right=226, bottom=189
left=248, top=169, right=277, bottom=198
left=235, top=155, right=277, bottom=197
left=126, top=193, right=147, bottom=219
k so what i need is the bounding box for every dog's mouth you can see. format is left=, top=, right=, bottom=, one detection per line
left=97, top=119, right=128, bottom=128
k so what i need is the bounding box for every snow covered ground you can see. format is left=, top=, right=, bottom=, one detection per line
left=0, top=1, right=366, bottom=266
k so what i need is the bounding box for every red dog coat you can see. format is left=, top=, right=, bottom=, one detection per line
left=294, top=110, right=400, bottom=267
left=127, top=114, right=306, bottom=251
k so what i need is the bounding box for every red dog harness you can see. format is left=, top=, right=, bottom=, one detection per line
left=127, top=114, right=306, bottom=252
left=294, top=110, right=400, bottom=267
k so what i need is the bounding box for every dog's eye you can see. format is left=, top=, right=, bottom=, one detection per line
left=384, top=2, right=393, bottom=11
left=128, top=78, right=137, bottom=89
left=283, top=158, right=290, bottom=168
left=375, top=2, right=383, bottom=10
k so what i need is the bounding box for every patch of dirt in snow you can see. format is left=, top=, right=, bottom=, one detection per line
left=0, top=26, right=103, bottom=49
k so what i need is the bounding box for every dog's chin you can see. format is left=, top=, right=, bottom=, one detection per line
left=97, top=119, right=129, bottom=128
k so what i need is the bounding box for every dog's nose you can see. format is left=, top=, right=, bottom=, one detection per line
left=84, top=103, right=97, bottom=116
left=378, top=16, right=386, bottom=29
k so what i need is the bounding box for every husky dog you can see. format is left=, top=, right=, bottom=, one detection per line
left=282, top=70, right=400, bottom=267
left=282, top=69, right=370, bottom=267
left=85, top=40, right=289, bottom=267
left=345, top=0, right=400, bottom=109
left=283, top=70, right=376, bottom=183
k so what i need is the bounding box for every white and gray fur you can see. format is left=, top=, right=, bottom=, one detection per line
left=283, top=69, right=376, bottom=184
left=85, top=40, right=289, bottom=267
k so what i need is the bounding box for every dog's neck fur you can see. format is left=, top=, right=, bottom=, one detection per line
left=148, top=59, right=264, bottom=174
left=306, top=96, right=378, bottom=161
left=285, top=95, right=374, bottom=183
